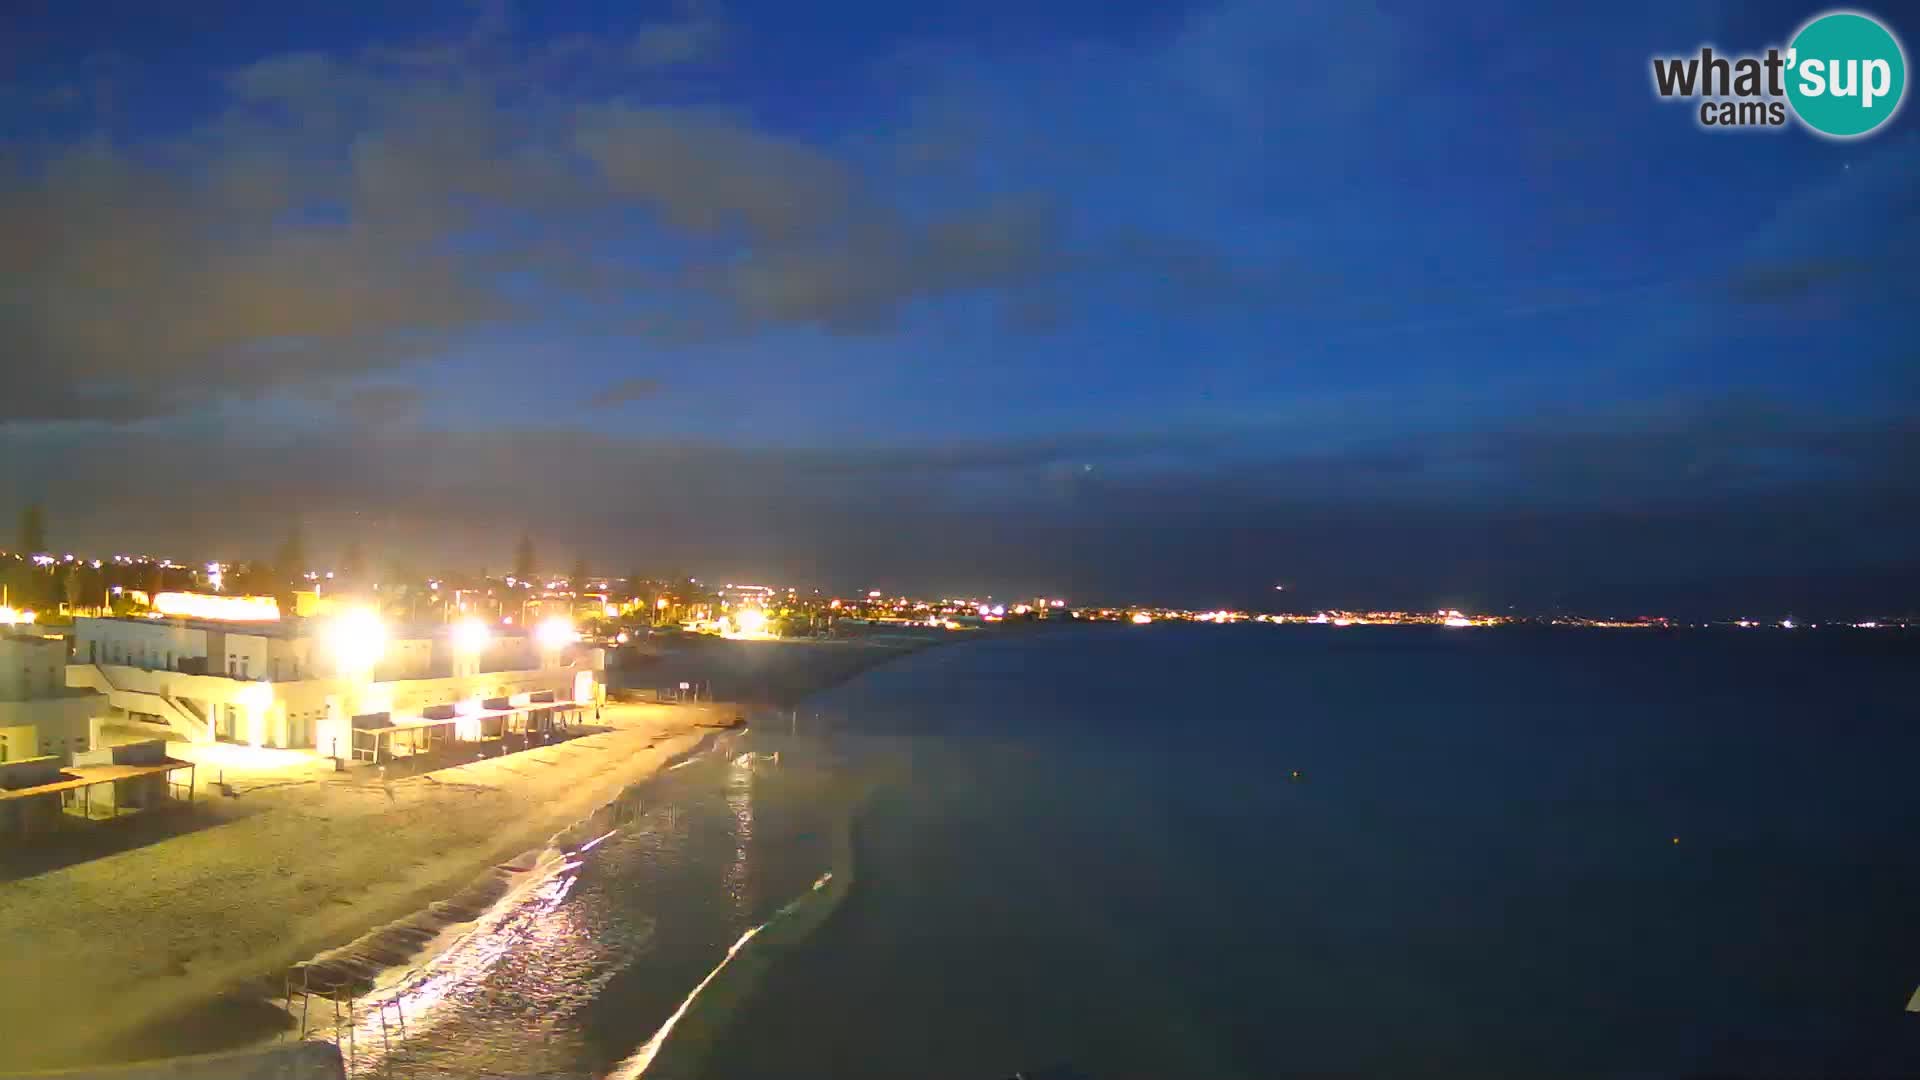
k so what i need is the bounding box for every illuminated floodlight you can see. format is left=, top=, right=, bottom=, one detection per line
left=735, top=608, right=768, bottom=635
left=1131, top=612, right=1153, bottom=624
left=453, top=617, right=491, bottom=654
left=536, top=616, right=577, bottom=652
left=326, top=608, right=387, bottom=673
left=656, top=597, right=670, bottom=610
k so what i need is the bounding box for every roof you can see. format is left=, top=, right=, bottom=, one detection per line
left=0, top=759, right=193, bottom=802
left=354, top=699, right=587, bottom=735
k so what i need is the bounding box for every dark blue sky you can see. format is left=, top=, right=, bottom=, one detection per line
left=2, top=0, right=1915, bottom=612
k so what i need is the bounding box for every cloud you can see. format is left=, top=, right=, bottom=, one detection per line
left=717, top=196, right=1065, bottom=329
left=338, top=384, right=427, bottom=425
left=2, top=394, right=1910, bottom=608
left=576, top=106, right=855, bottom=243
left=7, top=8, right=1174, bottom=422
left=588, top=376, right=665, bottom=408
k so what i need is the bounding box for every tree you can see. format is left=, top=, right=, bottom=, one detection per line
left=570, top=556, right=589, bottom=590
left=513, top=532, right=536, bottom=581
left=62, top=564, right=85, bottom=612
left=16, top=504, right=45, bottom=555
left=276, top=520, right=307, bottom=585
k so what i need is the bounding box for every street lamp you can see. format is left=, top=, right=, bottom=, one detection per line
left=326, top=608, right=387, bottom=676
left=452, top=617, right=491, bottom=655
left=536, top=616, right=576, bottom=653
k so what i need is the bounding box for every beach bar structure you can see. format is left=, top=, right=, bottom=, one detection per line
left=348, top=692, right=588, bottom=764
left=0, top=739, right=194, bottom=836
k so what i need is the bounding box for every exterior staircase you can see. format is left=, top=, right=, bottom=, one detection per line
left=66, top=664, right=213, bottom=743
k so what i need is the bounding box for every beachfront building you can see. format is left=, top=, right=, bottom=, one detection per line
left=65, top=611, right=604, bottom=762
left=0, top=632, right=103, bottom=763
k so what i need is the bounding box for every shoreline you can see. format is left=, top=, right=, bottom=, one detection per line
left=1, top=637, right=940, bottom=1075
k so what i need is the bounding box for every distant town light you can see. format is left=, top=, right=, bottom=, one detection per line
left=868, top=590, right=883, bottom=599
left=1131, top=612, right=1153, bottom=625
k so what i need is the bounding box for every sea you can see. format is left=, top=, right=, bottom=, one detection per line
left=337, top=624, right=1920, bottom=1080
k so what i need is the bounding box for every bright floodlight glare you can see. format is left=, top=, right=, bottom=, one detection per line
left=452, top=617, right=491, bottom=654
left=536, top=616, right=577, bottom=652
left=327, top=608, right=387, bottom=672
left=735, top=608, right=767, bottom=634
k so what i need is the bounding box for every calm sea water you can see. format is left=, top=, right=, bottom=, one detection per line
left=361, top=625, right=1920, bottom=1079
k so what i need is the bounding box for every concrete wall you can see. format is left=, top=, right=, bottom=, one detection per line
left=264, top=636, right=317, bottom=682
left=0, top=635, right=70, bottom=699
left=0, top=754, right=64, bottom=789
left=374, top=637, right=435, bottom=681
left=0, top=696, right=99, bottom=760
left=70, top=619, right=208, bottom=670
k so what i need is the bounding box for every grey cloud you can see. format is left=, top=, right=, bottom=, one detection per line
left=576, top=106, right=855, bottom=242
left=4, top=400, right=1912, bottom=607
left=722, top=197, right=1064, bottom=329
left=338, top=384, right=427, bottom=425
left=629, top=17, right=723, bottom=68
left=0, top=1, right=1436, bottom=425
left=588, top=376, right=665, bottom=408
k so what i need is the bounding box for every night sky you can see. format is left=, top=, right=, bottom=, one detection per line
left=2, top=0, right=1915, bottom=612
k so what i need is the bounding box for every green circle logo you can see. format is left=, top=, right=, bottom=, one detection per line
left=1786, top=11, right=1907, bottom=138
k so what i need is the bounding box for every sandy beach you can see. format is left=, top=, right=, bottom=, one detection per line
left=0, top=636, right=943, bottom=1073
left=0, top=701, right=723, bottom=1072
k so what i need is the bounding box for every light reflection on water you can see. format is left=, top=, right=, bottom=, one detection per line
left=311, top=730, right=830, bottom=1080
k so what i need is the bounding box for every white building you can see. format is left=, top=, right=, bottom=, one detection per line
left=66, top=614, right=601, bottom=760
left=0, top=633, right=103, bottom=763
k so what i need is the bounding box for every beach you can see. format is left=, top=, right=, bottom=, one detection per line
left=0, top=636, right=939, bottom=1074
left=0, top=701, right=719, bottom=1071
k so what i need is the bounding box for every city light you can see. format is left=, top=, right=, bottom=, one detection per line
left=734, top=608, right=768, bottom=635
left=1131, top=612, right=1153, bottom=624
left=326, top=608, right=387, bottom=673
left=154, top=592, right=280, bottom=622
left=536, top=616, right=577, bottom=652
left=452, top=617, right=491, bottom=654
left=0, top=606, right=34, bottom=626
left=657, top=597, right=670, bottom=610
